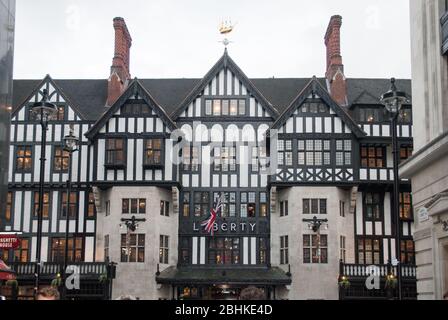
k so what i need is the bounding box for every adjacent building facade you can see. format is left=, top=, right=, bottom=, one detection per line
left=1, top=16, right=417, bottom=300
left=400, top=0, right=448, bottom=300
left=0, top=0, right=15, bottom=228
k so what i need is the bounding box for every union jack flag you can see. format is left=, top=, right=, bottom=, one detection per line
left=201, top=195, right=223, bottom=236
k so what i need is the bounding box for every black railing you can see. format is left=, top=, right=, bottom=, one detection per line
left=8, top=261, right=116, bottom=280
left=441, top=10, right=448, bottom=55
left=338, top=261, right=417, bottom=300
left=1, top=261, right=117, bottom=300
left=340, top=262, right=416, bottom=279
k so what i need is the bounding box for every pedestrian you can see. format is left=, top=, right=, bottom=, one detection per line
left=37, top=287, right=60, bottom=300
left=239, top=286, right=266, bottom=300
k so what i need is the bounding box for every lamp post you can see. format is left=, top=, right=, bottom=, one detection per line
left=62, top=127, right=79, bottom=300
left=380, top=78, right=409, bottom=300
left=30, top=89, right=58, bottom=300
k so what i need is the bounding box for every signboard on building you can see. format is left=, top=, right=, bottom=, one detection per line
left=418, top=207, right=429, bottom=223
left=0, top=235, right=20, bottom=250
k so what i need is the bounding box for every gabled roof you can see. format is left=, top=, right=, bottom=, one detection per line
left=346, top=78, right=412, bottom=107
left=11, top=74, right=93, bottom=120
left=272, top=77, right=366, bottom=138
left=12, top=78, right=413, bottom=120
left=138, top=78, right=200, bottom=116
left=170, top=49, right=280, bottom=120
left=85, top=79, right=177, bottom=139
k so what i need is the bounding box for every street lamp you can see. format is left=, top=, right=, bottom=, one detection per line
left=62, top=127, right=79, bottom=300
left=380, top=78, right=409, bottom=300
left=302, top=216, right=329, bottom=233
left=30, top=89, right=58, bottom=300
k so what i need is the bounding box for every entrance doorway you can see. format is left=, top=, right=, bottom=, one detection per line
left=177, top=285, right=269, bottom=300
left=205, top=285, right=241, bottom=300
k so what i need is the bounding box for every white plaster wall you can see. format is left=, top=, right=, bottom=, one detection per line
left=272, top=186, right=353, bottom=300
left=95, top=186, right=178, bottom=300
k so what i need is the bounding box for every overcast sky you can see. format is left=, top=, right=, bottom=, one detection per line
left=13, top=0, right=411, bottom=80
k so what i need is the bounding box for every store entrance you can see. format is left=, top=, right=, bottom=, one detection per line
left=205, top=285, right=241, bottom=300
left=178, top=285, right=268, bottom=300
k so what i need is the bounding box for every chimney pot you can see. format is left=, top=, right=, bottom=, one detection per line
left=107, top=17, right=133, bottom=106
left=324, top=15, right=347, bottom=107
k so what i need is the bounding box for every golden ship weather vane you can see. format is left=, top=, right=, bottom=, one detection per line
left=219, top=19, right=236, bottom=48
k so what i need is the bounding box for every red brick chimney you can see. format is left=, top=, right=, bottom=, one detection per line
left=107, top=17, right=132, bottom=106
left=324, top=15, right=348, bottom=107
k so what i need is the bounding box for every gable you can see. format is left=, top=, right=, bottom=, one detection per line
left=272, top=77, right=366, bottom=138
left=11, top=75, right=86, bottom=122
left=86, top=79, right=177, bottom=139
left=172, top=50, right=279, bottom=120
left=351, top=90, right=382, bottom=106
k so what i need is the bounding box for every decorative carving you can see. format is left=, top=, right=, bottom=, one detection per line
left=172, top=187, right=179, bottom=215
left=92, top=186, right=102, bottom=212
left=270, top=187, right=277, bottom=215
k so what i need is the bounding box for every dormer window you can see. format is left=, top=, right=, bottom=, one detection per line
left=398, top=107, right=412, bottom=123
left=359, top=107, right=384, bottom=123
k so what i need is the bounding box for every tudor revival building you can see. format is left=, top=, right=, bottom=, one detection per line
left=1, top=16, right=417, bottom=300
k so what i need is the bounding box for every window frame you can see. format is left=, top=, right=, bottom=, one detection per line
left=400, top=239, right=415, bottom=264
left=335, top=140, right=352, bottom=166
left=399, top=192, right=413, bottom=221
left=340, top=235, right=346, bottom=263
left=160, top=200, right=170, bottom=217
left=278, top=139, right=293, bottom=167
left=194, top=192, right=209, bottom=217
left=400, top=145, right=413, bottom=164
left=303, top=234, right=328, bottom=264
left=303, top=198, right=327, bottom=215
left=280, top=236, right=289, bottom=265
left=159, top=235, right=169, bottom=264
left=182, top=145, right=200, bottom=172
left=208, top=237, right=240, bottom=265
left=5, top=192, right=13, bottom=222
left=280, top=200, right=289, bottom=217
left=361, top=145, right=386, bottom=168
left=204, top=99, right=247, bottom=117
left=357, top=237, right=383, bottom=265
left=15, top=145, right=33, bottom=172
left=87, top=192, right=96, bottom=218
left=182, top=192, right=190, bottom=217
left=104, top=235, right=110, bottom=261
left=143, top=138, right=164, bottom=168
left=60, top=191, right=78, bottom=219
left=213, top=146, right=237, bottom=173
left=298, top=139, right=331, bottom=167
left=50, top=237, right=84, bottom=263
left=1, top=238, right=30, bottom=263
left=214, top=192, right=236, bottom=218
left=240, top=192, right=256, bottom=218
left=364, top=192, right=383, bottom=222
left=53, top=146, right=70, bottom=172
left=120, top=233, right=145, bottom=263
left=122, top=198, right=146, bottom=215
left=105, top=138, right=126, bottom=168
left=33, top=191, right=51, bottom=219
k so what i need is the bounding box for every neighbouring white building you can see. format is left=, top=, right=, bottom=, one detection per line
left=400, top=0, right=448, bottom=300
